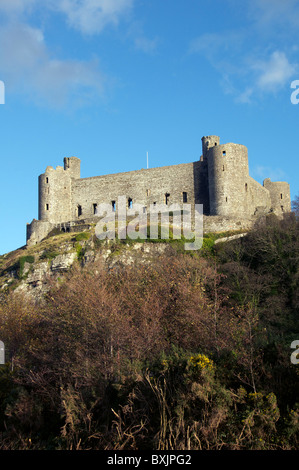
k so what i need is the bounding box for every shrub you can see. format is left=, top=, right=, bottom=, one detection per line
left=40, top=250, right=59, bottom=261
left=75, top=232, right=90, bottom=242
left=18, top=256, right=35, bottom=277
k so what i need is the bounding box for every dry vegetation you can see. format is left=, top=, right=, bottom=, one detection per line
left=0, top=213, right=298, bottom=450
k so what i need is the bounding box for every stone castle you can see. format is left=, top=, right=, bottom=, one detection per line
left=26, top=135, right=291, bottom=246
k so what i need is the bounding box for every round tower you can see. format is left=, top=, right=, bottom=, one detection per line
left=207, top=142, right=249, bottom=216
left=38, top=164, right=72, bottom=224
left=201, top=135, right=220, bottom=159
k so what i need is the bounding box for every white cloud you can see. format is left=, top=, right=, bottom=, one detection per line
left=236, top=87, right=254, bottom=104
left=126, top=20, right=159, bottom=55
left=0, top=0, right=138, bottom=107
left=50, top=0, right=134, bottom=35
left=0, top=0, right=134, bottom=35
left=0, top=0, right=37, bottom=15
left=248, top=0, right=299, bottom=30
left=253, top=51, right=297, bottom=92
left=190, top=28, right=298, bottom=102
left=189, top=0, right=299, bottom=104
left=0, top=23, right=105, bottom=107
left=189, top=31, right=244, bottom=57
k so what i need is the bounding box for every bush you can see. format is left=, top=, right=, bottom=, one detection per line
left=18, top=255, right=35, bottom=277
left=40, top=250, right=59, bottom=261
left=75, top=232, right=90, bottom=242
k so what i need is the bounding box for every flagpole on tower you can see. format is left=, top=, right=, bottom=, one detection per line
left=147, top=151, right=149, bottom=169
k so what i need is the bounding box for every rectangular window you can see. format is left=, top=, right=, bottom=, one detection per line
left=46, top=204, right=49, bottom=210
left=93, top=203, right=97, bottom=215
left=165, top=193, right=170, bottom=205
left=112, top=200, right=116, bottom=212
left=183, top=192, right=188, bottom=203
left=280, top=193, right=283, bottom=199
left=77, top=205, right=82, bottom=217
left=128, top=198, right=133, bottom=209
left=46, top=177, right=49, bottom=183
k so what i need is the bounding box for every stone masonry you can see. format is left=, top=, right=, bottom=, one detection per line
left=26, top=135, right=291, bottom=245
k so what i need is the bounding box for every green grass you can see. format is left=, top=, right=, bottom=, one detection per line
left=18, top=255, right=35, bottom=277
left=40, top=250, right=60, bottom=261
left=74, top=232, right=90, bottom=242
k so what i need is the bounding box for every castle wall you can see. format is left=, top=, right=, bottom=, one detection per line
left=26, top=219, right=53, bottom=246
left=64, top=156, right=81, bottom=179
left=247, top=177, right=271, bottom=215
left=203, top=215, right=254, bottom=234
left=71, top=161, right=209, bottom=219
left=263, top=179, right=291, bottom=214
left=208, top=143, right=249, bottom=216
left=26, top=134, right=292, bottom=246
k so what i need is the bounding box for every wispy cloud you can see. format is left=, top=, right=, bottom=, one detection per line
left=50, top=0, right=134, bottom=35
left=189, top=0, right=299, bottom=104
left=247, top=0, right=299, bottom=31
left=253, top=165, right=286, bottom=182
left=0, top=0, right=37, bottom=16
left=189, top=30, right=244, bottom=57
left=126, top=20, right=159, bottom=55
left=0, top=0, right=134, bottom=33
left=253, top=51, right=297, bottom=92
left=0, top=0, right=139, bottom=107
left=0, top=23, right=105, bottom=108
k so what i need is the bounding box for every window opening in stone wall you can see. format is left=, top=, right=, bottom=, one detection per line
left=153, top=201, right=156, bottom=206
left=46, top=177, right=49, bottom=183
left=280, top=193, right=283, bottom=199
left=93, top=203, right=97, bottom=215
left=281, top=206, right=284, bottom=212
left=77, top=205, right=82, bottom=217
left=226, top=197, right=228, bottom=202
left=215, top=142, right=217, bottom=146
left=223, top=165, right=225, bottom=171
left=245, top=183, right=248, bottom=192
left=222, top=151, right=226, bottom=156
left=128, top=198, right=133, bottom=209
left=183, top=192, right=188, bottom=203
left=46, top=204, right=49, bottom=210
left=165, top=193, right=170, bottom=205
left=112, top=201, right=116, bottom=212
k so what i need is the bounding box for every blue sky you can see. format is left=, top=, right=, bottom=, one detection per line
left=0, top=0, right=299, bottom=255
